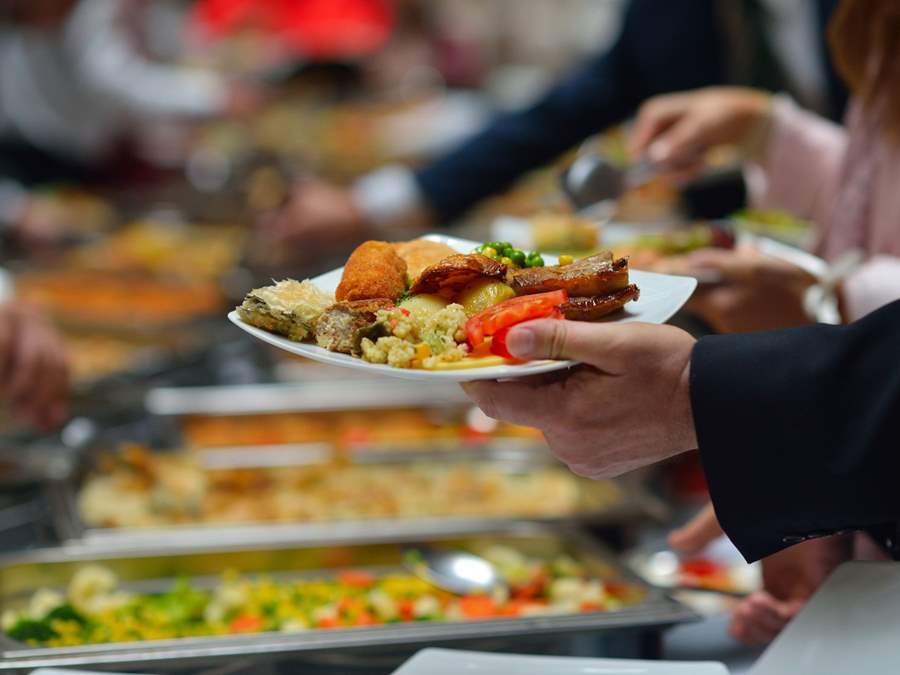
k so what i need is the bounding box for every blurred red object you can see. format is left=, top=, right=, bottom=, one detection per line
left=193, top=0, right=393, bottom=59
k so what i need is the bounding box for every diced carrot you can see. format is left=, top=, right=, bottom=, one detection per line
left=579, top=602, right=603, bottom=612
left=459, top=595, right=497, bottom=619
left=229, top=614, right=264, bottom=633
left=337, top=570, right=375, bottom=588
left=355, top=611, right=377, bottom=626
left=496, top=600, right=526, bottom=617
left=415, top=343, right=432, bottom=361
left=317, top=616, right=340, bottom=629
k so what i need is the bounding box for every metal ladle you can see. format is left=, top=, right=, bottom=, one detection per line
left=404, top=548, right=504, bottom=595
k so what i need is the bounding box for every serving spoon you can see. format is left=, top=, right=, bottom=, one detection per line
left=404, top=548, right=504, bottom=595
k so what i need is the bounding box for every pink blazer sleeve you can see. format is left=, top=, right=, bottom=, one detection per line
left=745, top=97, right=848, bottom=226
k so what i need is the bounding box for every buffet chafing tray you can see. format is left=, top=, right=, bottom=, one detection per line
left=0, top=524, right=695, bottom=673
left=144, top=380, right=471, bottom=416
left=45, top=441, right=668, bottom=551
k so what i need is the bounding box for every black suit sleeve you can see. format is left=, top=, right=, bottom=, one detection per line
left=691, top=300, right=900, bottom=563
left=413, top=0, right=722, bottom=223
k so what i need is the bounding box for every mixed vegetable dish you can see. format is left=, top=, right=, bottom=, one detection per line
left=3, top=546, right=644, bottom=647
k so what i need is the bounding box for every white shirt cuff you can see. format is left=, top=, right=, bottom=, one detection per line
left=351, top=166, right=426, bottom=228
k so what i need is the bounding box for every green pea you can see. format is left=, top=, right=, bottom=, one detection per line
left=509, top=250, right=526, bottom=267
left=526, top=252, right=545, bottom=268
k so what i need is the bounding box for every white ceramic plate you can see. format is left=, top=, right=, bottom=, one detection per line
left=391, top=648, right=729, bottom=675
left=229, top=234, right=697, bottom=382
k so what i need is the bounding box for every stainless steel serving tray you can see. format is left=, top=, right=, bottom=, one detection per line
left=46, top=441, right=668, bottom=550
left=144, top=380, right=471, bottom=416
left=0, top=524, right=695, bottom=672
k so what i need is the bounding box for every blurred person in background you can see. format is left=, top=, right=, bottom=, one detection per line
left=265, top=0, right=847, bottom=255
left=624, top=0, right=900, bottom=645
left=0, top=0, right=262, bottom=249
left=0, top=300, right=69, bottom=431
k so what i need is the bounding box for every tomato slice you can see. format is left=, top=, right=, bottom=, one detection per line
left=466, top=290, right=568, bottom=353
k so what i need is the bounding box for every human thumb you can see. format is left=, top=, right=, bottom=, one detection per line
left=504, top=318, right=616, bottom=365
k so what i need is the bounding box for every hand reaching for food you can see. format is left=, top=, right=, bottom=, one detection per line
left=261, top=178, right=371, bottom=256
left=669, top=502, right=724, bottom=554
left=676, top=247, right=816, bottom=333
left=0, top=302, right=70, bottom=430
left=670, top=504, right=852, bottom=646
left=463, top=319, right=696, bottom=478
left=629, top=87, right=773, bottom=177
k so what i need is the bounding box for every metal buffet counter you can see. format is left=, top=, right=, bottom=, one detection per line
left=1, top=378, right=694, bottom=673
left=0, top=524, right=694, bottom=674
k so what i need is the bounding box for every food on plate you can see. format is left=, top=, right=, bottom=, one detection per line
left=236, top=238, right=639, bottom=370
left=78, top=445, right=620, bottom=528
left=3, top=547, right=643, bottom=646
left=457, top=279, right=516, bottom=316
left=359, top=304, right=469, bottom=368
left=238, top=279, right=334, bottom=341
left=408, top=254, right=506, bottom=296
left=474, top=242, right=545, bottom=269
left=335, top=240, right=407, bottom=302
left=398, top=293, right=449, bottom=317
left=466, top=290, right=568, bottom=359
left=510, top=252, right=638, bottom=322
left=393, top=240, right=457, bottom=282
left=530, top=211, right=599, bottom=252
left=510, top=252, right=628, bottom=297
left=615, top=224, right=735, bottom=270
left=314, top=298, right=394, bottom=354
left=560, top=285, right=640, bottom=321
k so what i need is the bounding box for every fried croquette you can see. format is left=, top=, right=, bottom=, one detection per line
left=335, top=241, right=408, bottom=302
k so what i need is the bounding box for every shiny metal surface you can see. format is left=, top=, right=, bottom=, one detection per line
left=0, top=525, right=695, bottom=672
left=407, top=549, right=502, bottom=595
left=47, top=441, right=667, bottom=549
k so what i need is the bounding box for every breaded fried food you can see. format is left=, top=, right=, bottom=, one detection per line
left=237, top=279, right=333, bottom=341
left=561, top=285, right=640, bottom=321
left=315, top=299, right=394, bottom=355
left=335, top=241, right=408, bottom=302
left=409, top=254, right=507, bottom=296
left=510, top=252, right=630, bottom=297
left=393, top=240, right=456, bottom=283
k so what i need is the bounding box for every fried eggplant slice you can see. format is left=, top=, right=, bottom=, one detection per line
left=561, top=284, right=640, bottom=321
left=237, top=279, right=333, bottom=341
left=510, top=252, right=630, bottom=297
left=315, top=299, right=394, bottom=355
left=409, top=254, right=507, bottom=296
left=336, top=241, right=407, bottom=302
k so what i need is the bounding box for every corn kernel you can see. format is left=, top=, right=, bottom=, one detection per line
left=558, top=255, right=574, bottom=265
left=482, top=247, right=497, bottom=258
left=500, top=256, right=513, bottom=267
